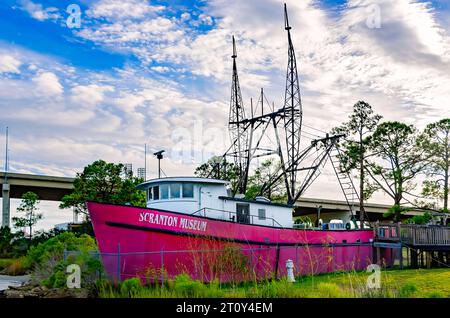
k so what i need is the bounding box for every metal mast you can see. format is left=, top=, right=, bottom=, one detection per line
left=228, top=36, right=249, bottom=194
left=282, top=3, right=303, bottom=202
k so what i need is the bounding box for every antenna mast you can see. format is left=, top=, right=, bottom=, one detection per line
left=228, top=36, right=249, bottom=194
left=283, top=3, right=303, bottom=203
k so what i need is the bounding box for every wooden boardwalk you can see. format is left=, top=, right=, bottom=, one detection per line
left=374, top=223, right=450, bottom=248
left=373, top=222, right=450, bottom=268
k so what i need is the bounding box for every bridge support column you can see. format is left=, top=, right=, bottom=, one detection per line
left=2, top=183, right=10, bottom=228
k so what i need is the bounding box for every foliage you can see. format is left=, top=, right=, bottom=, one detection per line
left=119, top=277, right=143, bottom=297
left=245, top=159, right=287, bottom=202
left=59, top=160, right=146, bottom=215
left=31, top=228, right=67, bottom=246
left=332, top=101, right=382, bottom=208
left=398, top=283, right=417, bottom=298
left=0, top=226, right=69, bottom=259
left=366, top=122, right=427, bottom=221
left=21, top=231, right=101, bottom=288
left=418, top=118, right=450, bottom=211
left=212, top=245, right=250, bottom=283
left=405, top=211, right=433, bottom=225
left=12, top=191, right=43, bottom=241
left=0, top=258, right=14, bottom=271
left=383, top=205, right=411, bottom=221
left=24, top=231, right=97, bottom=268
left=0, top=226, right=15, bottom=257
left=195, top=156, right=240, bottom=191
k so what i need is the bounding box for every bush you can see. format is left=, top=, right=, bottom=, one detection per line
left=173, top=274, right=207, bottom=297
left=23, top=232, right=102, bottom=288
left=120, top=278, right=143, bottom=297
left=426, top=291, right=444, bottom=298
left=0, top=258, right=14, bottom=270
left=1, top=257, right=28, bottom=275
left=399, top=283, right=417, bottom=297
left=406, top=212, right=433, bottom=225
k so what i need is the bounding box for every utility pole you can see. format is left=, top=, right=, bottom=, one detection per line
left=144, top=143, right=147, bottom=181
left=2, top=127, right=10, bottom=227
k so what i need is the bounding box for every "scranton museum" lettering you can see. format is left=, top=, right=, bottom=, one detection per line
left=139, top=212, right=208, bottom=232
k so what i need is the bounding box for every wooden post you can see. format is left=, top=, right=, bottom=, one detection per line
left=411, top=248, right=418, bottom=268
left=406, top=247, right=410, bottom=267
left=376, top=247, right=381, bottom=265
left=420, top=250, right=424, bottom=268
left=399, top=247, right=403, bottom=269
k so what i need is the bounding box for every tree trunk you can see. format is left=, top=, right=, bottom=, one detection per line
left=359, top=130, right=365, bottom=228
left=443, top=172, right=448, bottom=212
left=394, top=195, right=402, bottom=222
left=444, top=161, right=448, bottom=212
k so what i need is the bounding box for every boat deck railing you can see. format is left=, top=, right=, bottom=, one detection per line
left=191, top=207, right=284, bottom=228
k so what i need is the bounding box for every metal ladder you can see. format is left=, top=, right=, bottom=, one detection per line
left=328, top=144, right=360, bottom=225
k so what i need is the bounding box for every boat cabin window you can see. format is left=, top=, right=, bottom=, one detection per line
left=153, top=186, right=159, bottom=200
left=160, top=184, right=169, bottom=200
left=147, top=188, right=153, bottom=201
left=182, top=183, right=194, bottom=198
left=170, top=183, right=181, bottom=199
left=147, top=183, right=195, bottom=201
left=258, top=208, right=266, bottom=220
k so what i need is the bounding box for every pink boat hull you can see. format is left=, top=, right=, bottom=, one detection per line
left=88, top=202, right=376, bottom=282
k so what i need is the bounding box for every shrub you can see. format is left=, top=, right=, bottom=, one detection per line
left=24, top=232, right=102, bottom=288
left=0, top=258, right=14, bottom=271
left=120, top=278, right=143, bottom=297
left=399, top=283, right=417, bottom=298
left=2, top=257, right=28, bottom=275
left=426, top=291, right=443, bottom=298
left=173, top=274, right=207, bottom=297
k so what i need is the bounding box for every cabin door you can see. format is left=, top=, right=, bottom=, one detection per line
left=236, top=203, right=250, bottom=224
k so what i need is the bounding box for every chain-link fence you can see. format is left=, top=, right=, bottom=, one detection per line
left=64, top=243, right=374, bottom=283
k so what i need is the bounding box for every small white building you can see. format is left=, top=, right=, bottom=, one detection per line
left=136, top=177, right=294, bottom=228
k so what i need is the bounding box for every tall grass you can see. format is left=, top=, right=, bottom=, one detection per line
left=97, top=268, right=450, bottom=298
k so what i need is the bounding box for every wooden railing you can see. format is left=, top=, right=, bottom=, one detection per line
left=374, top=222, right=450, bottom=246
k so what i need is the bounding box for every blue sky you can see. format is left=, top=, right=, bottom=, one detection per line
left=0, top=0, right=449, bottom=229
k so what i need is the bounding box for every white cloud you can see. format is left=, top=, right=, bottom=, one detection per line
left=151, top=66, right=171, bottom=73
left=181, top=12, right=191, bottom=22
left=32, top=71, right=63, bottom=96
left=70, top=84, right=114, bottom=107
left=0, top=54, right=21, bottom=74
left=19, top=0, right=59, bottom=21
left=87, top=0, right=164, bottom=20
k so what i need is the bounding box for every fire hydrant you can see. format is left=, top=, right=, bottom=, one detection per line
left=286, top=259, right=295, bottom=282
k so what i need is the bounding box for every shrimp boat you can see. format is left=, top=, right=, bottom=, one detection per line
left=87, top=5, right=384, bottom=282
left=88, top=178, right=374, bottom=282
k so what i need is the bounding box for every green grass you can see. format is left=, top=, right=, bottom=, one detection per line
left=97, top=268, right=450, bottom=298
left=0, top=257, right=28, bottom=275
left=0, top=258, right=14, bottom=271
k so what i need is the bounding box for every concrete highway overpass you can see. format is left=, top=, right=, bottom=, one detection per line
left=294, top=197, right=424, bottom=223
left=1, top=172, right=74, bottom=227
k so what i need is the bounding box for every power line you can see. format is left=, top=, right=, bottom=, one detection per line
left=303, top=123, right=328, bottom=134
